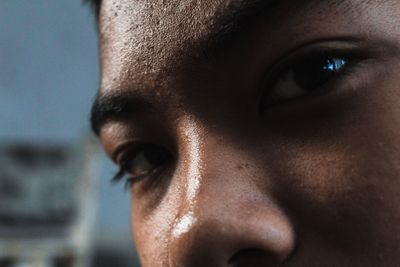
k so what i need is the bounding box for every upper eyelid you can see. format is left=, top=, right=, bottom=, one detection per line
left=114, top=143, right=148, bottom=168
left=265, top=37, right=365, bottom=70
left=112, top=147, right=144, bottom=182
left=108, top=142, right=137, bottom=169
left=104, top=123, right=177, bottom=163
left=110, top=139, right=147, bottom=164
left=116, top=143, right=173, bottom=170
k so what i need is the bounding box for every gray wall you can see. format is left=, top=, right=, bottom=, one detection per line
left=0, top=0, right=138, bottom=265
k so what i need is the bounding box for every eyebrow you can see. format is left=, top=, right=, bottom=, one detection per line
left=90, top=92, right=152, bottom=135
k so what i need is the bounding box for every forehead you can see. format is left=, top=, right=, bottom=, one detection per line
left=100, top=0, right=233, bottom=41
left=99, top=0, right=238, bottom=88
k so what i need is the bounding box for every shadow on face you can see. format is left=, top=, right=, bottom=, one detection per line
left=92, top=0, right=400, bottom=266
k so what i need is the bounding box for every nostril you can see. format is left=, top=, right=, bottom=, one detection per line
left=228, top=248, right=282, bottom=267
left=228, top=248, right=264, bottom=262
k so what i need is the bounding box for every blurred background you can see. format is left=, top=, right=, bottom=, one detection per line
left=0, top=0, right=140, bottom=266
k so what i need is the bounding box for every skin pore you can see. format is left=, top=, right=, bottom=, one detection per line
left=91, top=0, right=400, bottom=266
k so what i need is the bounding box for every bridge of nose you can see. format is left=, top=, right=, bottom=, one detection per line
left=168, top=122, right=296, bottom=266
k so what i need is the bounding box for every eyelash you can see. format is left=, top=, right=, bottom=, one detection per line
left=111, top=144, right=172, bottom=190
left=111, top=154, right=138, bottom=190
left=111, top=168, right=151, bottom=191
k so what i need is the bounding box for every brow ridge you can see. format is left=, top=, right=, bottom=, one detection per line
left=90, top=91, right=151, bottom=135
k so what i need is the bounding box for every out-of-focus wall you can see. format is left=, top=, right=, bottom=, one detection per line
left=0, top=0, right=139, bottom=266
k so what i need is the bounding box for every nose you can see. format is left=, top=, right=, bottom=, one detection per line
left=169, top=201, right=296, bottom=267
left=168, top=138, right=296, bottom=266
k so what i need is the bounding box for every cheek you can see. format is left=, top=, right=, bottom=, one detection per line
left=270, top=69, right=400, bottom=254
left=132, top=203, right=172, bottom=266
left=131, top=179, right=182, bottom=266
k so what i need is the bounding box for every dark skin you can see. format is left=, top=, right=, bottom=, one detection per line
left=91, top=0, right=400, bottom=266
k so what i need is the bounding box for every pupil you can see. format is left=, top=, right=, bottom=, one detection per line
left=293, top=57, right=346, bottom=91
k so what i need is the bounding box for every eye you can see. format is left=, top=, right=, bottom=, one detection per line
left=113, top=144, right=172, bottom=187
left=267, top=54, right=348, bottom=105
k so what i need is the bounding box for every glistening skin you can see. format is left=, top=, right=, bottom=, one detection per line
left=90, top=0, right=400, bottom=266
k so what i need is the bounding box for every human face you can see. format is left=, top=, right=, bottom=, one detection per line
left=92, top=0, right=400, bottom=266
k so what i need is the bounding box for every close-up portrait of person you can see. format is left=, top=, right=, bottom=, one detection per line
left=89, top=0, right=400, bottom=266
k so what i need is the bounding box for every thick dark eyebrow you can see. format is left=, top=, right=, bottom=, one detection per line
left=90, top=92, right=151, bottom=136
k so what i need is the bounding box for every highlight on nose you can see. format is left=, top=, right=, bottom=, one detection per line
left=168, top=201, right=296, bottom=267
